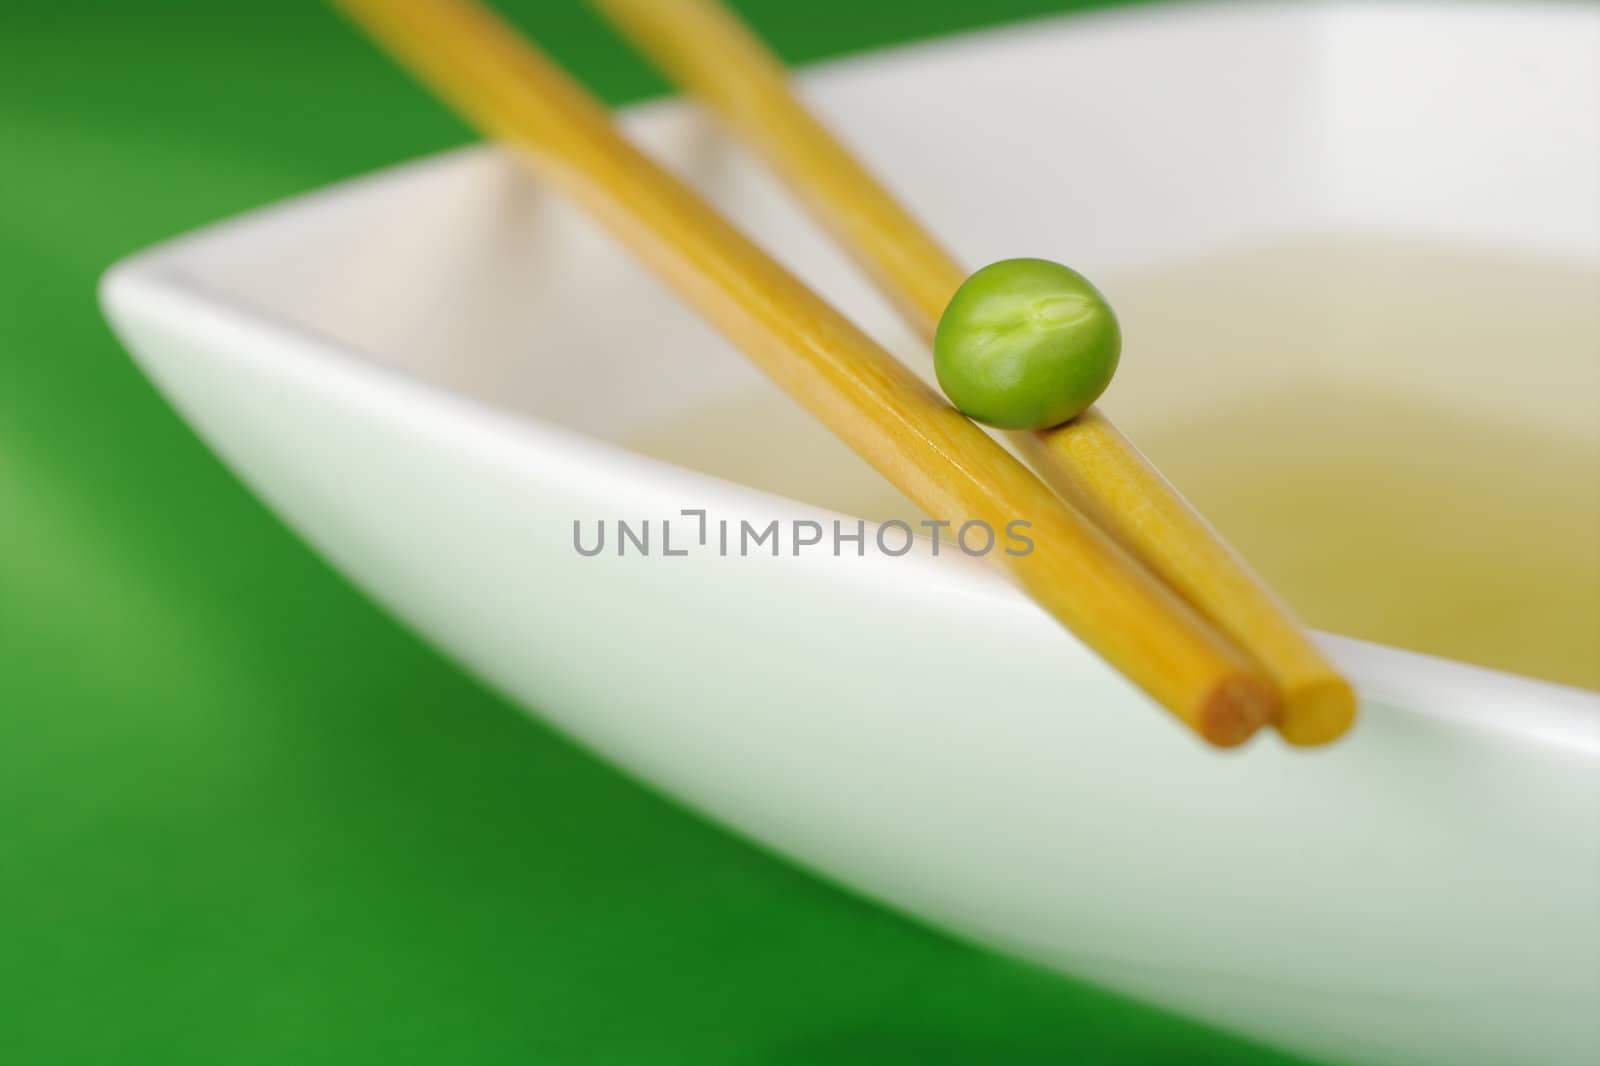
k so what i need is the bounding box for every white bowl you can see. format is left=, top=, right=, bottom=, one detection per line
left=101, top=3, right=1599, bottom=1064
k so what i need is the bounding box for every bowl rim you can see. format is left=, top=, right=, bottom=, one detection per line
left=99, top=0, right=1600, bottom=756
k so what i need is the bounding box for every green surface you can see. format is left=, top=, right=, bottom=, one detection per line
left=2, top=2, right=1312, bottom=1063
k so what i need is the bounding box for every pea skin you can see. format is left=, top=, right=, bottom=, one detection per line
left=934, top=258, right=1121, bottom=430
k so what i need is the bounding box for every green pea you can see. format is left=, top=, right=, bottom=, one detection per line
left=934, top=258, right=1121, bottom=430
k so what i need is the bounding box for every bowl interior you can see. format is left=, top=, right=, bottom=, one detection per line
left=160, top=0, right=1600, bottom=686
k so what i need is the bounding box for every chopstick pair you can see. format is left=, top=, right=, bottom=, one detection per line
left=591, top=0, right=1358, bottom=747
left=336, top=0, right=1355, bottom=748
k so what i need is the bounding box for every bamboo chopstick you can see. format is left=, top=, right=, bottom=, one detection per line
left=336, top=0, right=1280, bottom=746
left=592, top=0, right=1356, bottom=747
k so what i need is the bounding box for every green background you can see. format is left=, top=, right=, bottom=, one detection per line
left=2, top=2, right=1313, bottom=1062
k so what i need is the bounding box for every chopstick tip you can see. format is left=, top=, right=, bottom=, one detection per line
left=1278, top=676, right=1359, bottom=747
left=1198, top=674, right=1280, bottom=749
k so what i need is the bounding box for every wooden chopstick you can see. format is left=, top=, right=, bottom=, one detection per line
left=592, top=0, right=1356, bottom=746
left=336, top=0, right=1281, bottom=747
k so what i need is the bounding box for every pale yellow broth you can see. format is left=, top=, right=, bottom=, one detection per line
left=626, top=240, right=1600, bottom=690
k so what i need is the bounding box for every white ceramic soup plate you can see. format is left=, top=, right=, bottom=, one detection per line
left=102, top=3, right=1598, bottom=1064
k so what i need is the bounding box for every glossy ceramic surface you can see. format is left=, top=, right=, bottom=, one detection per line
left=102, top=4, right=1600, bottom=1064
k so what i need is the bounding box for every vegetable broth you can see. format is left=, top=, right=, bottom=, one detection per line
left=625, top=239, right=1600, bottom=689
